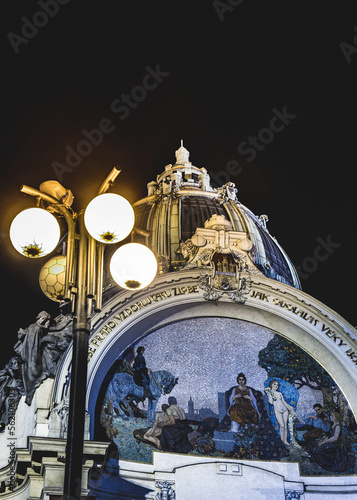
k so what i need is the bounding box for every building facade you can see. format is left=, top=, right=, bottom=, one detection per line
left=1, top=144, right=356, bottom=499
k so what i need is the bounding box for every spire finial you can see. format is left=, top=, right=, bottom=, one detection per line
left=175, top=140, right=190, bottom=164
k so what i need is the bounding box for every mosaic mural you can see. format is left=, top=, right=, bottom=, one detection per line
left=98, top=318, right=357, bottom=475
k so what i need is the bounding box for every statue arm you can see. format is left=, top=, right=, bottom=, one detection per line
left=17, top=328, right=26, bottom=341
left=49, top=315, right=72, bottom=332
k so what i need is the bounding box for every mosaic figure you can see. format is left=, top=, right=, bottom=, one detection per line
left=143, top=404, right=170, bottom=449
left=227, top=373, right=260, bottom=432
left=265, top=380, right=294, bottom=445
left=159, top=397, right=193, bottom=454
left=264, top=378, right=299, bottom=447
left=133, top=346, right=154, bottom=402
left=218, top=376, right=290, bottom=460
left=308, top=411, right=355, bottom=473
left=296, top=403, right=331, bottom=446
left=105, top=370, right=178, bottom=422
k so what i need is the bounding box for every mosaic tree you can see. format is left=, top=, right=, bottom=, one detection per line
left=258, top=334, right=337, bottom=410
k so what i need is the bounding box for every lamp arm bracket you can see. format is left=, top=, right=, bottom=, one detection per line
left=21, top=184, right=76, bottom=224
left=97, top=166, right=121, bottom=195
left=132, top=226, right=150, bottom=237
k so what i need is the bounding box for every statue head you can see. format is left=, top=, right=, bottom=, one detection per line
left=8, top=357, right=21, bottom=370
left=36, top=311, right=51, bottom=325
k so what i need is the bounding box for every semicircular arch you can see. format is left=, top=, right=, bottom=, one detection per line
left=53, top=271, right=357, bottom=438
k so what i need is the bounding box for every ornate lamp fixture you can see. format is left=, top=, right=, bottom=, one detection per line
left=9, top=167, right=157, bottom=500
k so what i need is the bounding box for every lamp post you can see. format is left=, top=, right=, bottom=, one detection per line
left=9, top=167, right=157, bottom=500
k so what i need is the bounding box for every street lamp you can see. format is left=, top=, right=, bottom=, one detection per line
left=10, top=207, right=61, bottom=258
left=84, top=193, right=135, bottom=244
left=110, top=242, right=158, bottom=290
left=9, top=167, right=157, bottom=500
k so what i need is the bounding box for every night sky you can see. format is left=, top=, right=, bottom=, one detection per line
left=1, top=1, right=356, bottom=370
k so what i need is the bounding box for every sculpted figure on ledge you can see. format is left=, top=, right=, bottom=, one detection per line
left=0, top=304, right=72, bottom=430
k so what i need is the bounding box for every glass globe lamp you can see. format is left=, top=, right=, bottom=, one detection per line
left=84, top=193, right=135, bottom=244
left=39, top=255, right=66, bottom=301
left=110, top=243, right=157, bottom=290
left=10, top=207, right=61, bottom=258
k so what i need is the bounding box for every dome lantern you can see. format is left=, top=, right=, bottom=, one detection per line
left=121, top=143, right=302, bottom=291
left=175, top=139, right=190, bottom=165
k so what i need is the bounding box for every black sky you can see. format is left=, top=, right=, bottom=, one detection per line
left=1, top=1, right=356, bottom=368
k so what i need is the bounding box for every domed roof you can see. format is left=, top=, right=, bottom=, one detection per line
left=131, top=143, right=301, bottom=290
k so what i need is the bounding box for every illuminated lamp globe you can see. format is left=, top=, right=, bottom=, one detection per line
left=110, top=243, right=157, bottom=290
left=10, top=207, right=61, bottom=258
left=84, top=193, right=135, bottom=244
left=39, top=255, right=66, bottom=301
